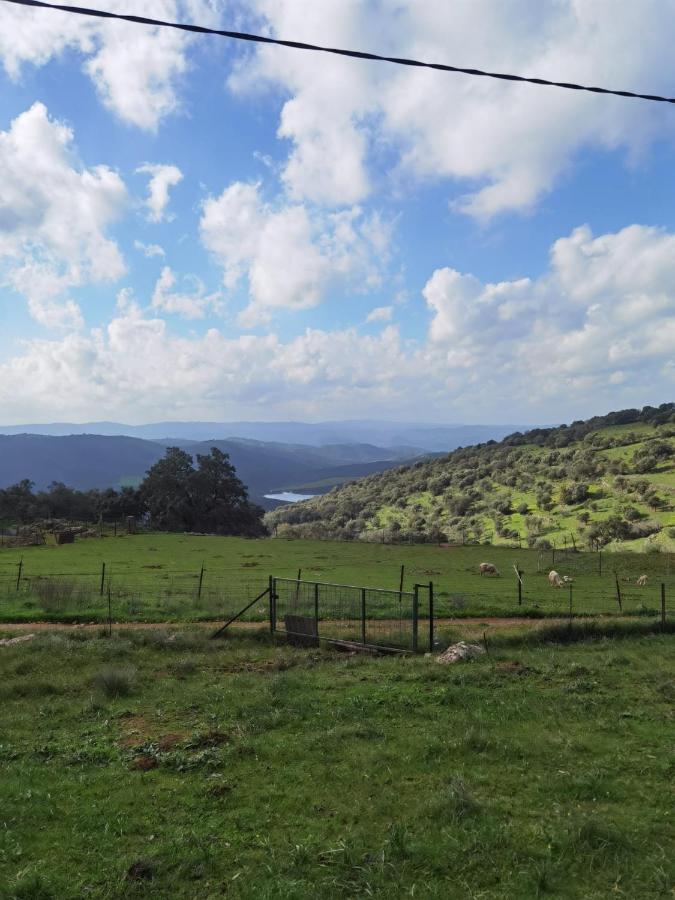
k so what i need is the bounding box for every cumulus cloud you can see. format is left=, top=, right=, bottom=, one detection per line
left=0, top=305, right=415, bottom=422
left=134, top=240, right=166, bottom=258
left=230, top=1, right=675, bottom=218
left=0, top=102, right=126, bottom=326
left=1, top=222, right=673, bottom=422
left=151, top=266, right=222, bottom=319
left=200, top=182, right=392, bottom=325
left=137, top=164, right=183, bottom=222
left=423, top=223, right=675, bottom=403
left=366, top=305, right=393, bottom=323
left=0, top=0, right=219, bottom=130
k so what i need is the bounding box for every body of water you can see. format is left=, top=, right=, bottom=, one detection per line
left=264, top=491, right=316, bottom=503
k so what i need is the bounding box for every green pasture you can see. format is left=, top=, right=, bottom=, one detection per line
left=0, top=625, right=672, bottom=898
left=0, top=534, right=673, bottom=624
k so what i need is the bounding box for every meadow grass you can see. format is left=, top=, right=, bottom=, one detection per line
left=0, top=627, right=672, bottom=898
left=0, top=533, right=673, bottom=623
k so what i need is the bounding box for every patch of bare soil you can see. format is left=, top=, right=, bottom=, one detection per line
left=130, top=754, right=157, bottom=771
left=495, top=660, right=535, bottom=676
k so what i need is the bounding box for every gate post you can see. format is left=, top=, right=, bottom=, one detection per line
left=361, top=587, right=366, bottom=644
left=412, top=584, right=419, bottom=652
left=428, top=580, right=434, bottom=652
left=314, top=582, right=320, bottom=636
left=269, top=575, right=276, bottom=634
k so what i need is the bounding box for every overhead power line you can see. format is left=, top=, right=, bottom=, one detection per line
left=4, top=0, right=675, bottom=106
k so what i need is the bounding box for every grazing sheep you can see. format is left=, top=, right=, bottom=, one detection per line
left=479, top=562, right=500, bottom=576
left=548, top=570, right=565, bottom=588
left=636, top=574, right=649, bottom=587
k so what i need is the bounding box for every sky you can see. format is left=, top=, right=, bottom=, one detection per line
left=0, top=0, right=674, bottom=426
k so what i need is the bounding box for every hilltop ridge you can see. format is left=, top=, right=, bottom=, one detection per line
left=266, top=403, right=675, bottom=552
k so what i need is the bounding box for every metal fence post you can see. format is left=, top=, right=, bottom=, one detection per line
left=269, top=575, right=276, bottom=634
left=412, top=584, right=419, bottom=652
left=428, top=581, right=434, bottom=652
left=16, top=558, right=22, bottom=592
left=315, top=582, right=320, bottom=637
left=361, top=587, right=366, bottom=644
left=100, top=562, right=106, bottom=596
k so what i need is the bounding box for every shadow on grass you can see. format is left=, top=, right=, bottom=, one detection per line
left=499, top=618, right=673, bottom=647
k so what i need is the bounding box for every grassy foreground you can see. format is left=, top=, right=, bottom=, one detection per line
left=0, top=625, right=673, bottom=898
left=0, top=533, right=674, bottom=622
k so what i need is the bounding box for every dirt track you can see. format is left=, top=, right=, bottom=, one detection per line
left=0, top=617, right=562, bottom=634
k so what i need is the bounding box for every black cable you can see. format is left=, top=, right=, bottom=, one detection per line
left=3, top=0, right=675, bottom=106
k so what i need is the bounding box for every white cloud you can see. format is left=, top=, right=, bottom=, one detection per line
left=134, top=240, right=166, bottom=258
left=0, top=305, right=418, bottom=422
left=200, top=182, right=391, bottom=325
left=422, top=223, right=675, bottom=407
left=151, top=266, right=222, bottom=319
left=0, top=102, right=126, bottom=327
left=0, top=0, right=219, bottom=130
left=7, top=262, right=84, bottom=330
left=2, top=222, right=673, bottom=423
left=231, top=1, right=675, bottom=218
left=136, top=164, right=183, bottom=222
left=366, top=306, right=393, bottom=323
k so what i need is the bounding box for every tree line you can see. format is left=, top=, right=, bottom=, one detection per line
left=0, top=447, right=265, bottom=537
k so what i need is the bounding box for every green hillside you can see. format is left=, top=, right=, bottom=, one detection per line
left=266, top=404, right=675, bottom=553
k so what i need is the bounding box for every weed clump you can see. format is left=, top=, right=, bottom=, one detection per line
left=92, top=666, right=136, bottom=698
left=169, top=658, right=197, bottom=677
left=430, top=776, right=481, bottom=822
left=9, top=873, right=55, bottom=899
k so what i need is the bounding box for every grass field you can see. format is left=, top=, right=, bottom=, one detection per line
left=0, top=623, right=672, bottom=898
left=0, top=534, right=674, bottom=624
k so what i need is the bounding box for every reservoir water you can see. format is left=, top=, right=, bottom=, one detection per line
left=264, top=491, right=316, bottom=503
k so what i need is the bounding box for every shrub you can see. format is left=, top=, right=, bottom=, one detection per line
left=92, top=667, right=136, bottom=698
left=560, top=482, right=589, bottom=505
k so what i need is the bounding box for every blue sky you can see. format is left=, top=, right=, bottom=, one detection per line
left=0, top=0, right=673, bottom=425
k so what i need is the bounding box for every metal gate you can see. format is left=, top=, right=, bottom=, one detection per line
left=270, top=576, right=434, bottom=652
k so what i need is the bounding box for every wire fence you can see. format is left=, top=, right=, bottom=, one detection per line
left=0, top=566, right=269, bottom=623
left=0, top=554, right=672, bottom=629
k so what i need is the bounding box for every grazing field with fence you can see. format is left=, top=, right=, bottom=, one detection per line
left=0, top=533, right=672, bottom=626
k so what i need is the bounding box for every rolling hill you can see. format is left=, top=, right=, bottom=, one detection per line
left=0, top=434, right=424, bottom=507
left=0, top=419, right=527, bottom=451
left=266, top=403, right=675, bottom=552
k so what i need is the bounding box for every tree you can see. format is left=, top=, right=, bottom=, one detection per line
left=140, top=446, right=265, bottom=536
left=190, top=448, right=265, bottom=536
left=141, top=447, right=196, bottom=531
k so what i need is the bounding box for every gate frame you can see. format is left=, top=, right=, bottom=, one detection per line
left=269, top=575, right=435, bottom=653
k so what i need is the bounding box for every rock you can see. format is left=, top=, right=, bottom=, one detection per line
left=0, top=633, right=36, bottom=647
left=436, top=642, right=485, bottom=664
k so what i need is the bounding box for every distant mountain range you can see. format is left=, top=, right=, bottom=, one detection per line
left=0, top=433, right=429, bottom=508
left=0, top=420, right=528, bottom=452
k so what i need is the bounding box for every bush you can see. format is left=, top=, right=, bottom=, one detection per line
left=92, top=667, right=136, bottom=698
left=560, top=482, right=589, bottom=505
